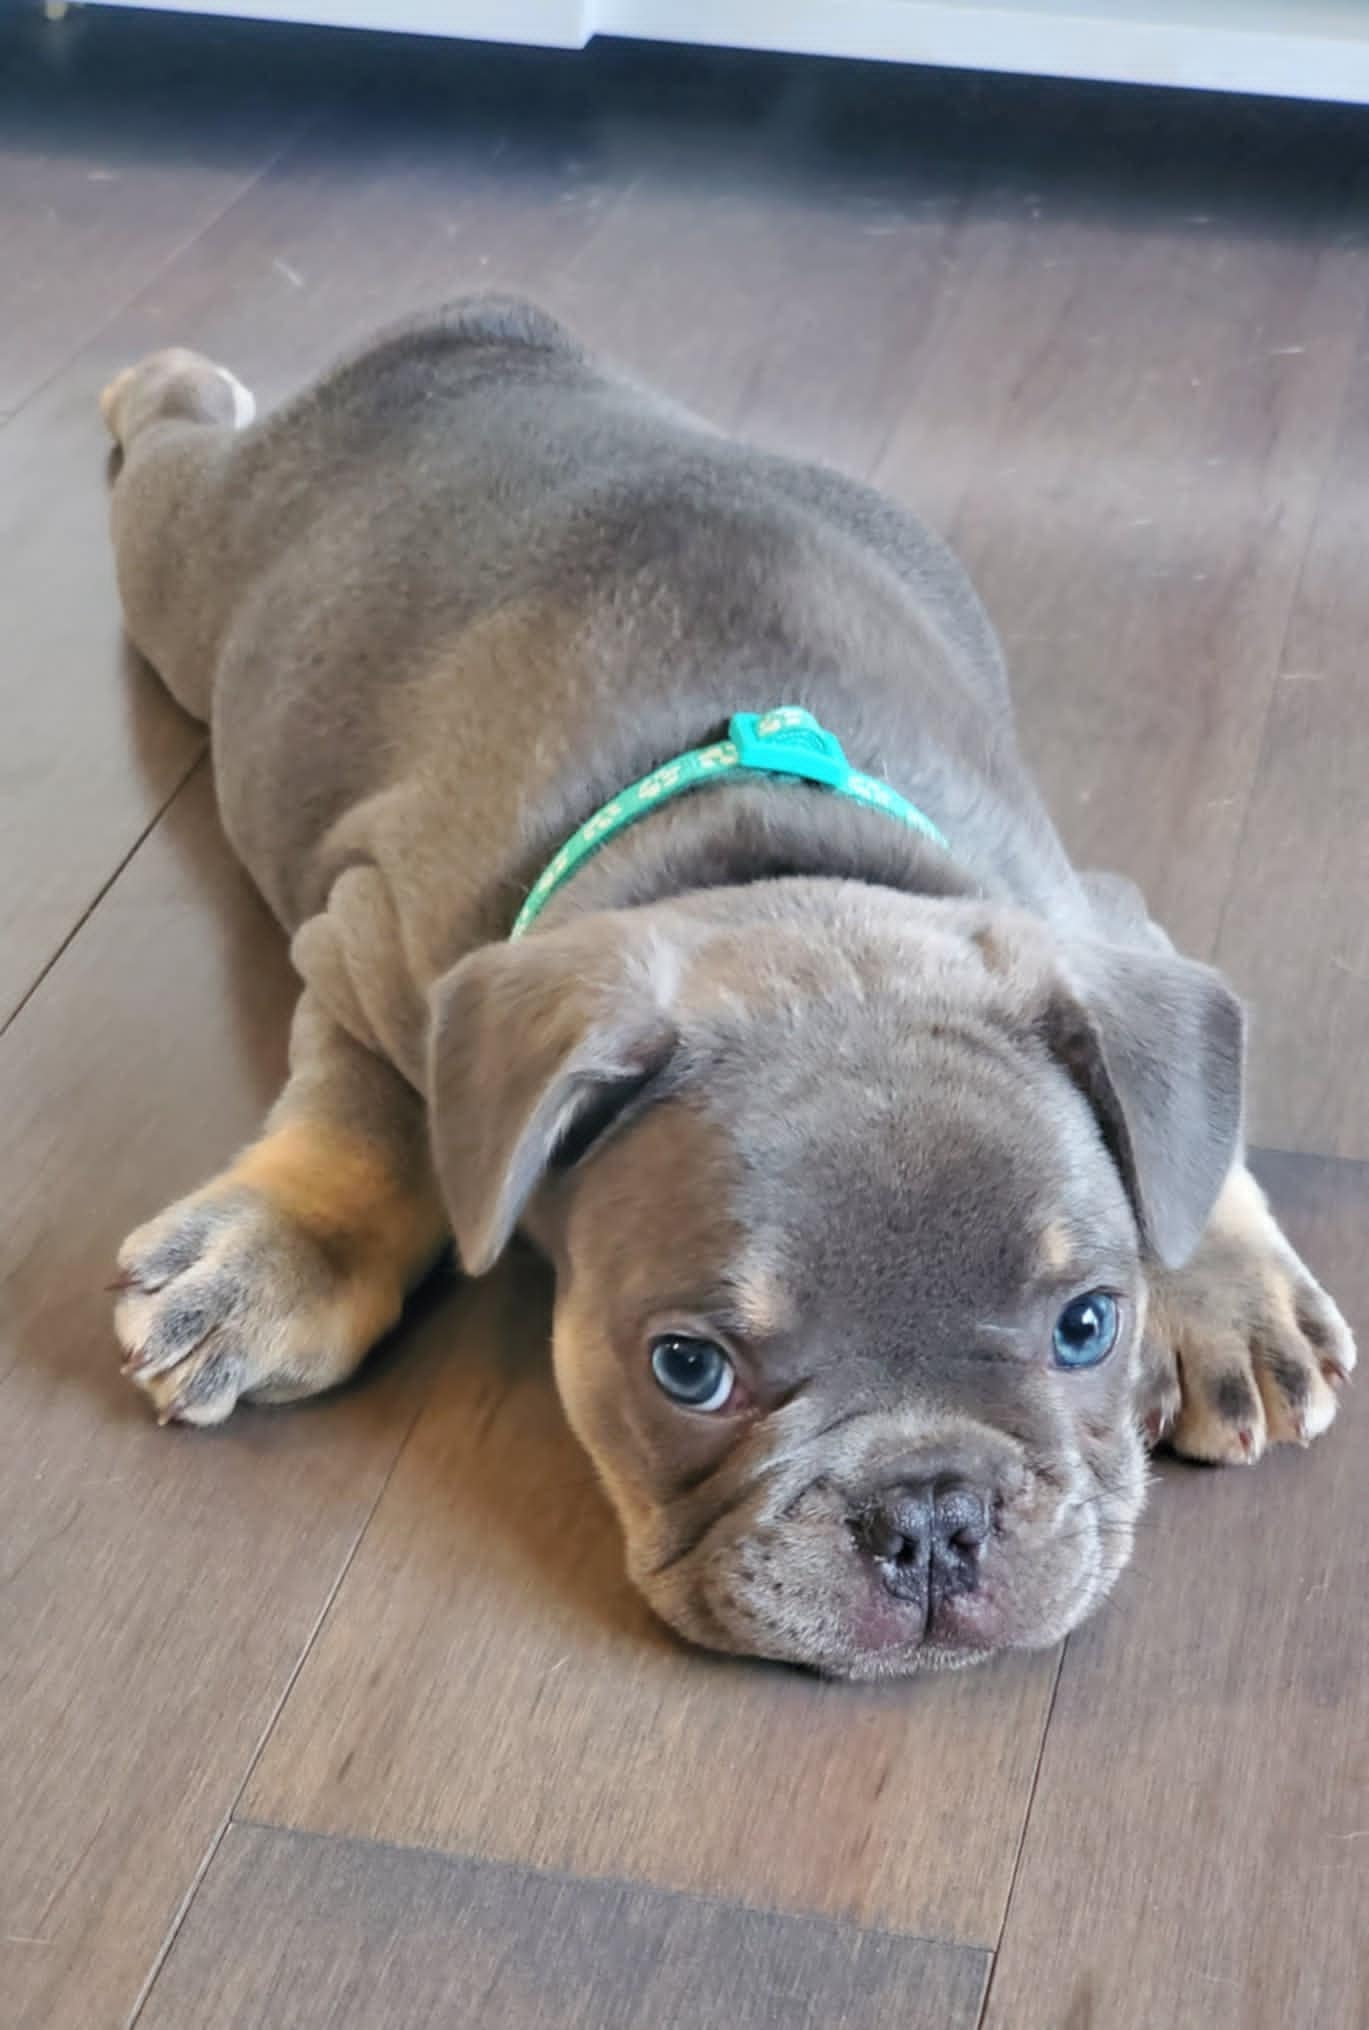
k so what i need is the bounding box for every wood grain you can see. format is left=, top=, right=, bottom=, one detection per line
left=984, top=1150, right=1369, bottom=2030
left=0, top=771, right=441, bottom=2030
left=242, top=1258, right=1057, bottom=1945
left=137, top=1823, right=988, bottom=2030
left=0, top=6, right=330, bottom=419
left=1213, top=327, right=1369, bottom=1160
left=0, top=51, right=630, bottom=1027
left=8, top=15, right=1369, bottom=2023
left=871, top=91, right=1369, bottom=961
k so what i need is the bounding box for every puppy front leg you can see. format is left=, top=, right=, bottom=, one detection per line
left=114, top=996, right=448, bottom=1425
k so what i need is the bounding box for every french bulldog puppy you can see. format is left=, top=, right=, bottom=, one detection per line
left=102, top=300, right=1354, bottom=1677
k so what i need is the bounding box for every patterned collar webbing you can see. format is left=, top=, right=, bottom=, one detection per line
left=510, top=706, right=949, bottom=939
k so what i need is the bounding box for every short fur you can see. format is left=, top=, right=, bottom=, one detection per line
left=105, top=302, right=1354, bottom=1676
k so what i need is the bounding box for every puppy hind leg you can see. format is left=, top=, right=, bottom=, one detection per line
left=103, top=348, right=259, bottom=719
left=101, top=346, right=256, bottom=453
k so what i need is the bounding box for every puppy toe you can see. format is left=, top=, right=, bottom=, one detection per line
left=1136, top=1339, right=1182, bottom=1449
left=1292, top=1278, right=1357, bottom=1387
left=116, top=1269, right=237, bottom=1378
left=116, top=1198, right=229, bottom=1296
left=1150, top=1172, right=1353, bottom=1470
left=1250, top=1329, right=1322, bottom=1446
left=142, top=1331, right=245, bottom=1428
left=1170, top=1345, right=1268, bottom=1466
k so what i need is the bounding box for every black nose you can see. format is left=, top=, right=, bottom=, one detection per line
left=854, top=1481, right=991, bottom=1604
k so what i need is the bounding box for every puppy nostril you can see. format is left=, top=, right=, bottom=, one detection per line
left=936, top=1485, right=990, bottom=1551
left=860, top=1516, right=915, bottom=1563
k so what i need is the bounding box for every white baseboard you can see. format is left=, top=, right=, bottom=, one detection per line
left=78, top=0, right=1369, bottom=104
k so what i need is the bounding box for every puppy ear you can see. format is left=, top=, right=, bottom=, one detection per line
left=427, top=916, right=680, bottom=1276
left=1043, top=940, right=1245, bottom=1269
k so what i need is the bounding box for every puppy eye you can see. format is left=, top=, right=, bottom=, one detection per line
left=1052, top=1291, right=1120, bottom=1370
left=649, top=1335, right=735, bottom=1412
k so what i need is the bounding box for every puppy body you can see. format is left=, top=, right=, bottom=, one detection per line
left=112, top=301, right=1083, bottom=1076
left=104, top=303, right=1354, bottom=1676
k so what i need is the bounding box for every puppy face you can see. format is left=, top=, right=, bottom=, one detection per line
left=549, top=1002, right=1148, bottom=1676
left=429, top=884, right=1242, bottom=1678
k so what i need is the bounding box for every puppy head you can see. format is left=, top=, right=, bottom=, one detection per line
left=429, top=883, right=1242, bottom=1678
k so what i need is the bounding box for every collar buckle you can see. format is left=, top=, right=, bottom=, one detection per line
left=728, top=709, right=851, bottom=791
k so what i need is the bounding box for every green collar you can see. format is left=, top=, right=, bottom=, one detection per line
left=510, top=707, right=948, bottom=938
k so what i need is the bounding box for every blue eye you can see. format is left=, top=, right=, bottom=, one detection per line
left=650, top=1335, right=735, bottom=1412
left=1052, top=1292, right=1120, bottom=1370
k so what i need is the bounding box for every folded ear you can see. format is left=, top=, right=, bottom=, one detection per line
left=1042, top=938, right=1245, bottom=1268
left=427, top=915, right=681, bottom=1277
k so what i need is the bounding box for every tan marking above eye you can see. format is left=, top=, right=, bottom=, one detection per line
left=733, top=1266, right=793, bottom=1340
left=1037, top=1221, right=1075, bottom=1277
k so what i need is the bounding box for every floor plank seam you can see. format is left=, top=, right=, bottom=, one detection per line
left=124, top=1372, right=444, bottom=2027
left=1205, top=281, right=1369, bottom=967
left=1247, top=1142, right=1369, bottom=1175
left=225, top=1812, right=998, bottom=1962
left=0, top=104, right=328, bottom=442
left=973, top=1644, right=1066, bottom=2029
left=0, top=744, right=207, bottom=1043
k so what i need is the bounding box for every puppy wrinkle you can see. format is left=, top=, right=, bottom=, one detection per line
left=755, top=1404, right=953, bottom=1485
left=647, top=1500, right=734, bottom=1578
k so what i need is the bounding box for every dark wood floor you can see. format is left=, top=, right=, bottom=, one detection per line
left=4, top=9, right=1368, bottom=2026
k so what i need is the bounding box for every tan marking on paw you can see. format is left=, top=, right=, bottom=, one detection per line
left=1143, top=1165, right=1355, bottom=1468
left=230, top=1118, right=440, bottom=1275
left=115, top=1121, right=446, bottom=1426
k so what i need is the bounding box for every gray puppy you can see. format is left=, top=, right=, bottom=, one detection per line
left=103, top=300, right=1354, bottom=1678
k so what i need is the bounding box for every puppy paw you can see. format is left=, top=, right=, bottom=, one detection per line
left=1141, top=1168, right=1355, bottom=1465
left=101, top=347, right=256, bottom=447
left=99, top=363, right=138, bottom=440
left=113, top=1171, right=403, bottom=1427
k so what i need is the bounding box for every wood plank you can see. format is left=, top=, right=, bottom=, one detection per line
left=0, top=770, right=445, bottom=2030
left=489, top=69, right=1369, bottom=974
left=0, top=5, right=332, bottom=420
left=137, top=1823, right=988, bottom=2029
left=4, top=50, right=1022, bottom=2013
left=242, top=1253, right=1057, bottom=1944
left=10, top=25, right=1368, bottom=2021
left=0, top=42, right=993, bottom=1019
left=0, top=36, right=633, bottom=1028
left=537, top=58, right=972, bottom=472
left=13, top=34, right=1361, bottom=1024
left=866, top=88, right=1369, bottom=961
left=1213, top=327, right=1369, bottom=1160
left=984, top=1150, right=1369, bottom=2030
